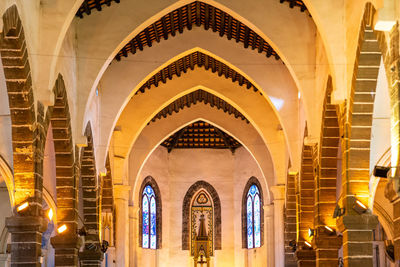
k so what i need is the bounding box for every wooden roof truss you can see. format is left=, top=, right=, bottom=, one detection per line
left=115, top=1, right=280, bottom=61
left=161, top=121, right=241, bottom=153
left=150, top=89, right=249, bottom=124
left=76, top=0, right=120, bottom=18
left=136, top=51, right=260, bottom=94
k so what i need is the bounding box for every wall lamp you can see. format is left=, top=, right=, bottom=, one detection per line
left=303, top=241, right=312, bottom=249
left=324, top=226, right=336, bottom=235
left=101, top=240, right=109, bottom=253
left=374, top=166, right=391, bottom=178
left=16, top=202, right=29, bottom=212
left=353, top=200, right=368, bottom=214
left=333, top=204, right=345, bottom=218
left=288, top=240, right=296, bottom=252
left=308, top=228, right=314, bottom=238
left=57, top=224, right=67, bottom=234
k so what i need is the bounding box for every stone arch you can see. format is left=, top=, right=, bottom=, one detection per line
left=80, top=122, right=100, bottom=247
left=44, top=75, right=79, bottom=266
left=138, top=176, right=162, bottom=249
left=241, top=176, right=264, bottom=248
left=0, top=155, right=14, bottom=207
left=0, top=4, right=42, bottom=212
left=182, top=180, right=221, bottom=250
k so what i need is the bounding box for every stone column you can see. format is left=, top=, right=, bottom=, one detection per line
left=336, top=198, right=378, bottom=267
left=0, top=254, right=9, bottom=267
left=271, top=185, right=285, bottom=267
left=51, top=235, right=81, bottom=267
left=6, top=216, right=47, bottom=266
left=313, top=228, right=342, bottom=267
left=264, top=204, right=274, bottom=267
left=79, top=249, right=104, bottom=267
left=129, top=205, right=139, bottom=267
left=114, top=185, right=131, bottom=267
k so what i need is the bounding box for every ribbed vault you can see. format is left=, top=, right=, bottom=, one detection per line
left=115, top=1, right=280, bottom=61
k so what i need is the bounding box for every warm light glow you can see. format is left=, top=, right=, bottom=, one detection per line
left=57, top=224, right=67, bottom=234
left=304, top=241, right=312, bottom=247
left=308, top=228, right=314, bottom=237
left=355, top=200, right=367, bottom=209
left=17, top=202, right=29, bottom=212
left=47, top=209, right=53, bottom=221
left=324, top=226, right=334, bottom=232
left=374, top=21, right=396, bottom=32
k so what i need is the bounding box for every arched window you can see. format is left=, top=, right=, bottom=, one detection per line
left=246, top=185, right=261, bottom=248
left=139, top=176, right=162, bottom=249
left=142, top=185, right=157, bottom=249
left=242, top=177, right=264, bottom=249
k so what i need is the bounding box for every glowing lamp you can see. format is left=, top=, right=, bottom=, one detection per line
left=47, top=209, right=53, bottom=221
left=324, top=226, right=335, bottom=235
left=353, top=200, right=368, bottom=214
left=57, top=224, right=67, bottom=234
left=308, top=228, right=314, bottom=237
left=17, top=202, right=29, bottom=212
left=304, top=241, right=312, bottom=248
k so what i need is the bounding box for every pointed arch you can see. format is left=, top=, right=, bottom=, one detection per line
left=182, top=180, right=221, bottom=250
left=242, top=176, right=264, bottom=248
left=138, top=176, right=162, bottom=249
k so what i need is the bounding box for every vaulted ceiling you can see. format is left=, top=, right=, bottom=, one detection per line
left=160, top=121, right=241, bottom=153
left=114, top=1, right=281, bottom=61
left=135, top=51, right=260, bottom=94
left=150, top=89, right=249, bottom=124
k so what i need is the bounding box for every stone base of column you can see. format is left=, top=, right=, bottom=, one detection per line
left=337, top=214, right=378, bottom=267
left=79, top=248, right=104, bottom=267
left=6, top=216, right=48, bottom=267
left=314, top=228, right=342, bottom=267
left=294, top=249, right=316, bottom=267
left=51, top=235, right=81, bottom=266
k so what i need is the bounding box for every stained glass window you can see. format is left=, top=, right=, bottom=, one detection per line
left=142, top=185, right=157, bottom=249
left=246, top=184, right=261, bottom=248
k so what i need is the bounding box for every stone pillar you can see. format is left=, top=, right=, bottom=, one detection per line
left=51, top=235, right=81, bottom=266
left=114, top=185, right=130, bottom=267
left=79, top=249, right=104, bottom=267
left=0, top=254, right=9, bottom=267
left=271, top=185, right=285, bottom=267
left=336, top=199, right=378, bottom=267
left=6, top=216, right=47, bottom=267
left=129, top=205, right=139, bottom=267
left=264, top=204, right=274, bottom=267
left=313, top=228, right=342, bottom=267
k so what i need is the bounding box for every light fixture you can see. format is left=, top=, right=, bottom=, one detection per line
left=47, top=208, right=53, bottom=221
left=304, top=241, right=312, bottom=249
left=333, top=204, right=345, bottom=218
left=308, top=228, right=314, bottom=237
left=101, top=240, right=109, bottom=253
left=353, top=200, right=368, bottom=214
left=17, top=202, right=29, bottom=212
left=288, top=240, right=296, bottom=252
left=57, top=224, right=67, bottom=234
left=373, top=166, right=390, bottom=178
left=77, top=226, right=87, bottom=236
left=324, top=225, right=335, bottom=235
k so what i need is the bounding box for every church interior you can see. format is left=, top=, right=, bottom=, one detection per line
left=0, top=0, right=399, bottom=266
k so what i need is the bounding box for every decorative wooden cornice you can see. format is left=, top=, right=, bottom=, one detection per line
left=136, top=51, right=259, bottom=94
left=76, top=0, right=120, bottom=18
left=279, top=0, right=308, bottom=12
left=150, top=89, right=249, bottom=124
left=161, top=121, right=241, bottom=152
left=115, top=1, right=280, bottom=61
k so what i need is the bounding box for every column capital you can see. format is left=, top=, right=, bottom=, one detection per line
left=271, top=185, right=285, bottom=201
left=263, top=204, right=274, bottom=217
left=79, top=248, right=104, bottom=266
left=114, top=184, right=131, bottom=200
left=6, top=215, right=47, bottom=233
